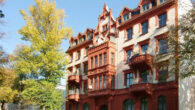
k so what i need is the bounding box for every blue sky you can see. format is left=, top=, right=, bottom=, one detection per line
left=0, top=0, right=140, bottom=54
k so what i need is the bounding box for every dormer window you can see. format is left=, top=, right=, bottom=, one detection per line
left=79, top=38, right=82, bottom=44
left=142, top=3, right=149, bottom=12
left=159, top=0, right=167, bottom=4
left=118, top=18, right=122, bottom=24
left=87, top=33, right=92, bottom=40
left=123, top=13, right=129, bottom=21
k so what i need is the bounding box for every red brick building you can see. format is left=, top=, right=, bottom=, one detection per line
left=65, top=0, right=181, bottom=110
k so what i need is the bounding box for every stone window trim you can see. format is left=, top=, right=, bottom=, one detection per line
left=155, top=33, right=168, bottom=53
left=123, top=69, right=135, bottom=86
left=138, top=38, right=150, bottom=54
left=123, top=44, right=134, bottom=62
left=155, top=61, right=169, bottom=81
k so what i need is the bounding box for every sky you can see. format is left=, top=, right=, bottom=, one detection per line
left=0, top=0, right=140, bottom=54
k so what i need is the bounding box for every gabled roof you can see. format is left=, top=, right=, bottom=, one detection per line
left=76, top=32, right=84, bottom=39
left=138, top=0, right=151, bottom=6
left=120, top=6, right=132, bottom=16
left=85, top=28, right=93, bottom=34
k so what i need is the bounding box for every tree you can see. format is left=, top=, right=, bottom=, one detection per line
left=0, top=49, right=18, bottom=110
left=166, top=8, right=195, bottom=78
left=15, top=0, right=73, bottom=109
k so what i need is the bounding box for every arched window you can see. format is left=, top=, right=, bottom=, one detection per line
left=158, top=96, right=166, bottom=110
left=83, top=103, right=90, bottom=110
left=123, top=99, right=134, bottom=110
left=141, top=97, right=147, bottom=110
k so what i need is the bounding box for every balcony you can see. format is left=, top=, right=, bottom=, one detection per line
left=88, top=64, right=116, bottom=76
left=129, top=83, right=154, bottom=95
left=88, top=89, right=113, bottom=97
left=129, top=54, right=153, bottom=70
left=68, top=74, right=82, bottom=84
left=67, top=94, right=80, bottom=102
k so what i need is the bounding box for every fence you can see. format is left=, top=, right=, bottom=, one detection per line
left=6, top=103, right=39, bottom=110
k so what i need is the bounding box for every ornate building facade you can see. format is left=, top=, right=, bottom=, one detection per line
left=65, top=0, right=193, bottom=110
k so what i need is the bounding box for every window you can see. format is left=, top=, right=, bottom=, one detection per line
left=69, top=104, right=72, bottom=110
left=87, top=33, right=92, bottom=40
left=103, top=24, right=108, bottom=31
left=99, top=76, right=102, bottom=89
left=77, top=51, right=81, bottom=60
left=76, top=104, right=80, bottom=110
left=99, top=54, right=102, bottom=66
left=159, top=13, right=167, bottom=27
left=118, top=18, right=122, bottom=24
left=141, top=98, right=148, bottom=110
left=70, top=54, right=73, bottom=63
left=79, top=38, right=82, bottom=44
left=158, top=39, right=167, bottom=54
left=126, top=50, right=132, bottom=63
left=142, top=3, right=149, bottom=12
left=91, top=79, right=93, bottom=90
left=151, top=1, right=157, bottom=7
left=76, top=85, right=80, bottom=94
left=127, top=28, right=133, bottom=40
left=126, top=73, right=133, bottom=87
left=95, top=56, right=98, bottom=68
left=83, top=103, right=90, bottom=110
left=95, top=78, right=97, bottom=90
left=141, top=70, right=148, bottom=83
left=159, top=0, right=167, bottom=4
left=141, top=44, right=148, bottom=54
left=84, top=82, right=88, bottom=94
left=85, top=47, right=88, bottom=56
left=111, top=76, right=114, bottom=89
left=104, top=53, right=107, bottom=65
left=111, top=53, right=115, bottom=65
left=142, top=21, right=148, bottom=34
left=123, top=13, right=129, bottom=21
left=158, top=96, right=166, bottom=110
left=123, top=99, right=134, bottom=110
left=158, top=65, right=167, bottom=83
left=91, top=57, right=93, bottom=69
left=104, top=75, right=107, bottom=89
left=84, top=63, right=88, bottom=75
left=77, top=67, right=81, bottom=75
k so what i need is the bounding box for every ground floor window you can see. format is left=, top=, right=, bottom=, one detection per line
left=76, top=103, right=80, bottom=110
left=83, top=103, right=90, bottom=110
left=141, top=98, right=148, bottom=110
left=123, top=99, right=134, bottom=110
left=158, top=96, right=166, bottom=110
left=69, top=104, right=72, bottom=110
left=141, top=71, right=148, bottom=83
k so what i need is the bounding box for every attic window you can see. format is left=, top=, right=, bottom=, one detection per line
left=159, top=0, right=167, bottom=4
left=123, top=13, right=129, bottom=21
left=103, top=24, right=108, bottom=31
left=142, top=3, right=149, bottom=12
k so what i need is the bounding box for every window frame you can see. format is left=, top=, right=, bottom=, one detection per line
left=127, top=28, right=133, bottom=40
left=141, top=98, right=148, bottom=110
left=141, top=21, right=148, bottom=34
left=104, top=53, right=107, bottom=65
left=142, top=3, right=149, bottom=12
left=158, top=39, right=167, bottom=54
left=158, top=13, right=167, bottom=27
left=126, top=73, right=133, bottom=88
left=123, top=13, right=129, bottom=21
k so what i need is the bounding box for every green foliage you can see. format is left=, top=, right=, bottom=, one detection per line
left=15, top=0, right=73, bottom=109
left=21, top=80, right=63, bottom=110
left=16, top=0, right=73, bottom=84
left=167, top=9, right=195, bottom=78
left=0, top=51, right=18, bottom=106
